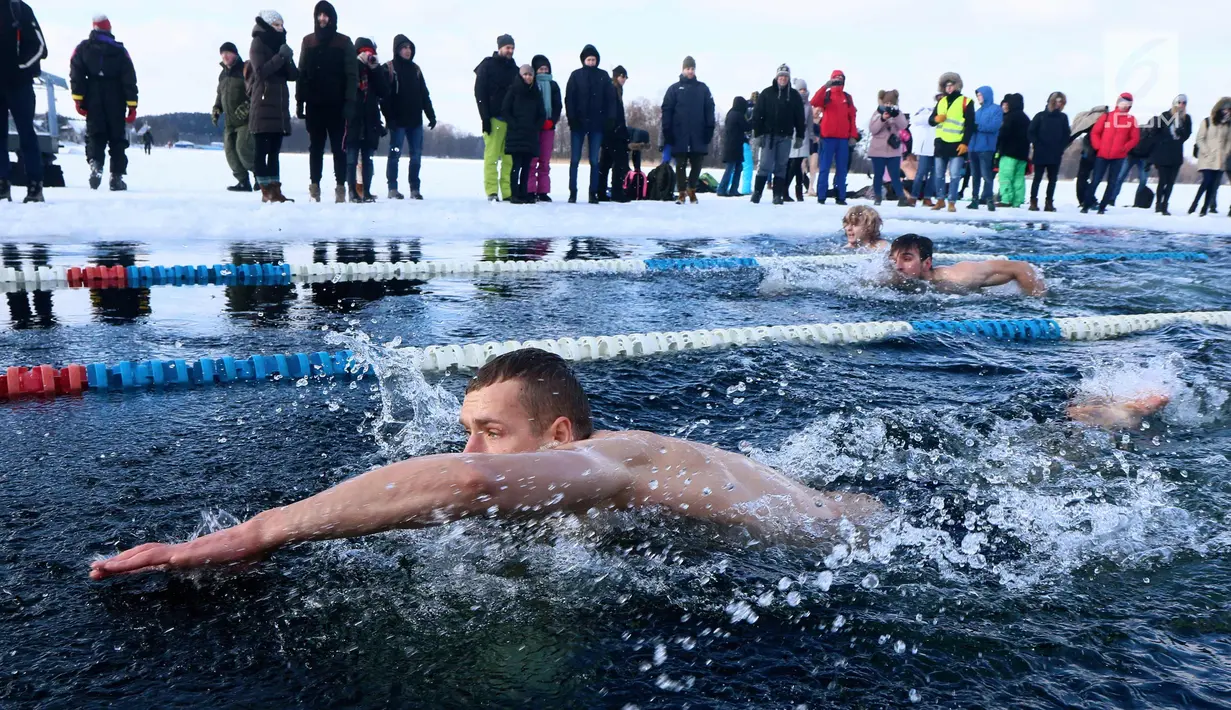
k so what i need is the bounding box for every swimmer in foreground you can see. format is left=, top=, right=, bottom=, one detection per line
left=888, top=234, right=1046, bottom=296
left=842, top=206, right=888, bottom=250
left=90, top=349, right=882, bottom=580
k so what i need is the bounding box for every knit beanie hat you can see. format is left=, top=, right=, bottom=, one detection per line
left=613, top=65, right=628, bottom=79
left=682, top=56, right=696, bottom=70
left=531, top=54, right=551, bottom=74
left=793, top=78, right=808, bottom=93
left=92, top=14, right=112, bottom=33
left=497, top=34, right=515, bottom=49
left=519, top=63, right=533, bottom=75
left=1118, top=92, right=1134, bottom=103
left=776, top=64, right=790, bottom=79
left=355, top=37, right=376, bottom=54
left=258, top=10, right=283, bottom=26
left=1174, top=94, right=1187, bottom=105
left=219, top=42, right=239, bottom=55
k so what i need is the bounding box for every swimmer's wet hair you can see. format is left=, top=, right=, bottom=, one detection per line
left=842, top=205, right=882, bottom=241
left=889, top=233, right=933, bottom=262
left=467, top=348, right=594, bottom=440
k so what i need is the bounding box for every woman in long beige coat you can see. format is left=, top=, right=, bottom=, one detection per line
left=1189, top=97, right=1231, bottom=215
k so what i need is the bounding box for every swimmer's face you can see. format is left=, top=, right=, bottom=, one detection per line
left=844, top=222, right=868, bottom=247
left=460, top=378, right=571, bottom=455
left=890, top=246, right=929, bottom=278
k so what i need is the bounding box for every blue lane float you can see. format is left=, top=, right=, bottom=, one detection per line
left=78, top=350, right=370, bottom=392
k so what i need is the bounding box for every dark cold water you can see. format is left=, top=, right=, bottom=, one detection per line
left=3, top=221, right=1231, bottom=708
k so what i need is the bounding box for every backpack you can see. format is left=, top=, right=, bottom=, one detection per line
left=622, top=170, right=648, bottom=201
left=697, top=172, right=719, bottom=193
left=646, top=163, right=676, bottom=201
left=1134, top=183, right=1154, bottom=209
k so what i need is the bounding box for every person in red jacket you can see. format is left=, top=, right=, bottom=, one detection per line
left=1082, top=92, right=1140, bottom=214
left=809, top=69, right=857, bottom=204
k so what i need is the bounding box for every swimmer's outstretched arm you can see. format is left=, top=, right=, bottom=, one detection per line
left=89, top=449, right=635, bottom=580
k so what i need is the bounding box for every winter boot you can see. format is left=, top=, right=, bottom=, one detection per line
left=308, top=182, right=321, bottom=202
left=267, top=182, right=293, bottom=203
left=1028, top=197, right=1039, bottom=212
left=772, top=180, right=785, bottom=206
left=947, top=200, right=956, bottom=213
left=897, top=197, right=911, bottom=207
left=931, top=199, right=946, bottom=211
left=389, top=188, right=405, bottom=200
left=834, top=198, right=848, bottom=206
left=335, top=184, right=346, bottom=204
left=1044, top=199, right=1056, bottom=212
left=259, top=184, right=272, bottom=203
left=795, top=180, right=804, bottom=202
left=873, top=197, right=882, bottom=206
left=410, top=189, right=423, bottom=200
left=1160, top=201, right=1171, bottom=216
left=22, top=181, right=43, bottom=203
left=921, top=198, right=934, bottom=208
left=568, top=189, right=577, bottom=204
left=0, top=179, right=9, bottom=201
left=348, top=183, right=363, bottom=203
left=675, top=191, right=686, bottom=205
left=987, top=201, right=996, bottom=212
left=751, top=175, right=767, bottom=204
left=109, top=175, right=127, bottom=191
left=817, top=196, right=827, bottom=205
left=588, top=190, right=600, bottom=204
left=687, top=188, right=698, bottom=204
left=227, top=176, right=253, bottom=192
left=538, top=193, right=551, bottom=202
left=88, top=162, right=102, bottom=190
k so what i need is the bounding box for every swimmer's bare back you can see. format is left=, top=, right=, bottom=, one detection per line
left=91, top=431, right=880, bottom=580
left=931, top=260, right=1046, bottom=296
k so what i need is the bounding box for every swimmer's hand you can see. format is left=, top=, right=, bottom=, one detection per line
left=89, top=517, right=277, bottom=580
left=1067, top=393, right=1170, bottom=431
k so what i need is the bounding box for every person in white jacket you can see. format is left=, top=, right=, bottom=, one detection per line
left=907, top=95, right=939, bottom=207
left=784, top=77, right=810, bottom=201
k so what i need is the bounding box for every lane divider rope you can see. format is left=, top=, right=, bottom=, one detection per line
left=4, top=310, right=1228, bottom=400
left=0, top=251, right=1208, bottom=292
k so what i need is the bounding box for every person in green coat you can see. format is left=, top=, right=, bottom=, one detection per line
left=212, top=41, right=255, bottom=192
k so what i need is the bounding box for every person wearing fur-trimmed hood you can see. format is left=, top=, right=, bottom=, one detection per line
left=927, top=71, right=975, bottom=212
left=1027, top=91, right=1070, bottom=211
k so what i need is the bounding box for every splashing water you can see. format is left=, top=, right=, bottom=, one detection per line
left=326, top=329, right=463, bottom=459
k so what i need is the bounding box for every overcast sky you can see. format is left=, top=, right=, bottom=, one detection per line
left=33, top=1, right=1231, bottom=131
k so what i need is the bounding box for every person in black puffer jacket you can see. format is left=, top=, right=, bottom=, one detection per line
left=344, top=37, right=389, bottom=203
left=474, top=34, right=518, bottom=200
left=995, top=92, right=1030, bottom=207
left=598, top=65, right=630, bottom=202
left=296, top=1, right=356, bottom=202
left=661, top=56, right=716, bottom=203
left=1147, top=95, right=1192, bottom=215
left=1027, top=91, right=1070, bottom=211
left=564, top=44, right=617, bottom=203
left=501, top=64, right=546, bottom=204
left=70, top=15, right=138, bottom=192
left=245, top=10, right=299, bottom=203
left=381, top=34, right=435, bottom=199
left=0, top=0, right=49, bottom=203
left=751, top=64, right=804, bottom=205
left=718, top=96, right=750, bottom=196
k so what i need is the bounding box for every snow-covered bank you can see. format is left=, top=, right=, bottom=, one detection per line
left=3, top=147, right=1230, bottom=242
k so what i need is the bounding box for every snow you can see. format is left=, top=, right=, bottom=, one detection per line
left=3, top=146, right=1231, bottom=243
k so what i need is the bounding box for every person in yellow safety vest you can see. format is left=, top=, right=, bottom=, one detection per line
left=928, top=71, right=975, bottom=212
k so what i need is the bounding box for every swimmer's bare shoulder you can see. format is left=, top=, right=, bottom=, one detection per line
left=567, top=430, right=882, bottom=529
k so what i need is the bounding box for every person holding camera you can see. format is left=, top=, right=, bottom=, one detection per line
left=343, top=38, right=389, bottom=202
left=867, top=89, right=908, bottom=206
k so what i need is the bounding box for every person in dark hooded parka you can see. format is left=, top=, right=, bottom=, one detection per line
left=564, top=44, right=617, bottom=203
left=381, top=34, right=435, bottom=199
left=245, top=10, right=298, bottom=203
left=296, top=1, right=357, bottom=202
left=1027, top=91, right=1070, bottom=211
left=501, top=64, right=546, bottom=205
left=718, top=96, right=750, bottom=196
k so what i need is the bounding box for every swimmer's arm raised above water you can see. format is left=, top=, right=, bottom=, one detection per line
left=934, top=259, right=1046, bottom=296
left=90, top=448, right=639, bottom=579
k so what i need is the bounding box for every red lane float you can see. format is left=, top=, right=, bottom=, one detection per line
left=1, top=364, right=89, bottom=399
